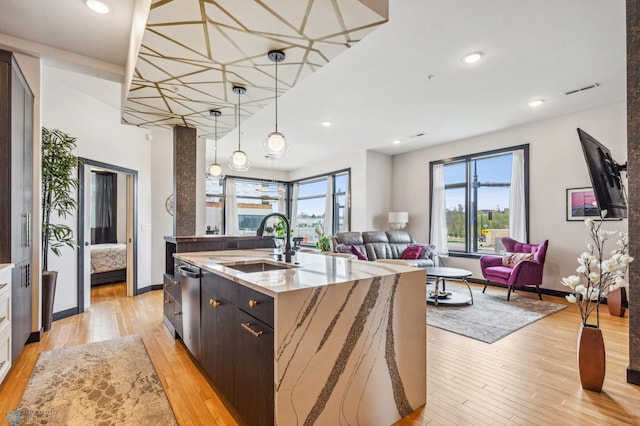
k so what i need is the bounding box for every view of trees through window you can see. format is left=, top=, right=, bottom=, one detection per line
left=444, top=153, right=513, bottom=254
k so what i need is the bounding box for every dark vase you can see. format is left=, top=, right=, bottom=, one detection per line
left=577, top=323, right=606, bottom=392
left=42, top=271, right=58, bottom=332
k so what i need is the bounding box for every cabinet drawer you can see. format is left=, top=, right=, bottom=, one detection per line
left=202, top=272, right=238, bottom=305
left=163, top=273, right=181, bottom=301
left=238, top=285, right=274, bottom=328
left=0, top=325, right=10, bottom=385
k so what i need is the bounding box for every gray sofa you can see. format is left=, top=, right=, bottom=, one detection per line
left=331, top=231, right=437, bottom=268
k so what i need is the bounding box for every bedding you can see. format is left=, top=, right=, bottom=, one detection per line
left=91, top=243, right=127, bottom=274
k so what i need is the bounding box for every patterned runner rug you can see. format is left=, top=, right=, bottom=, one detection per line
left=14, top=334, right=177, bottom=425
left=427, top=283, right=566, bottom=343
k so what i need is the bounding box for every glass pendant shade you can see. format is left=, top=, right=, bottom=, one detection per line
left=209, top=162, right=223, bottom=177
left=264, top=131, right=289, bottom=158
left=263, top=50, right=289, bottom=159
left=229, top=150, right=249, bottom=171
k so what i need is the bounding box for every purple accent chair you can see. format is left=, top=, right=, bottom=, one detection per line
left=480, top=237, right=549, bottom=301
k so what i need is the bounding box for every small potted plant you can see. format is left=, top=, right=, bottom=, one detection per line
left=316, top=233, right=332, bottom=253
left=41, top=128, right=80, bottom=332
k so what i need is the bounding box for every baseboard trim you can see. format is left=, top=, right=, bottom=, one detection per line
left=53, top=307, right=79, bottom=322
left=137, top=284, right=163, bottom=295
left=627, top=367, right=640, bottom=386
left=27, top=329, right=43, bottom=343
left=471, top=279, right=572, bottom=299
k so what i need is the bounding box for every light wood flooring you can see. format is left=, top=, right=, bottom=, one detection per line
left=0, top=283, right=638, bottom=425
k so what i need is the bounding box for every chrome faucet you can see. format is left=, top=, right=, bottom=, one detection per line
left=256, top=213, right=294, bottom=263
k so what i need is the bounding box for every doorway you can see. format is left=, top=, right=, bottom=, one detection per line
left=77, top=158, right=138, bottom=312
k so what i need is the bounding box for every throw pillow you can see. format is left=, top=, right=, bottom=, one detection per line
left=502, top=252, right=534, bottom=267
left=401, top=245, right=423, bottom=259
left=335, top=243, right=351, bottom=254
left=350, top=245, right=368, bottom=260
left=414, top=244, right=436, bottom=259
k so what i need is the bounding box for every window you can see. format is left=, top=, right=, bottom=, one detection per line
left=223, top=177, right=288, bottom=235
left=90, top=171, right=117, bottom=244
left=292, top=170, right=350, bottom=245
left=430, top=145, right=528, bottom=255
left=205, top=177, right=224, bottom=234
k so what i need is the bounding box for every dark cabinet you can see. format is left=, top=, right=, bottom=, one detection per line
left=162, top=235, right=273, bottom=339
left=200, top=271, right=274, bottom=426
left=0, top=50, right=33, bottom=361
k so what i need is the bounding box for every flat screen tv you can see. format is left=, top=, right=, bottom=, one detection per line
left=577, top=128, right=627, bottom=219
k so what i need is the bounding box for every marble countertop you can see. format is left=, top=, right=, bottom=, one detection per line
left=0, top=263, right=14, bottom=273
left=174, top=249, right=420, bottom=297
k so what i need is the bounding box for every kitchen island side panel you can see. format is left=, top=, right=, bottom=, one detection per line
left=274, top=269, right=426, bottom=425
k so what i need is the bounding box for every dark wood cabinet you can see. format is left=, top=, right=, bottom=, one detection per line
left=162, top=235, right=273, bottom=339
left=200, top=271, right=274, bottom=426
left=0, top=50, right=33, bottom=361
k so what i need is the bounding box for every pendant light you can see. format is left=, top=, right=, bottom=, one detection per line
left=263, top=50, right=289, bottom=159
left=208, top=110, right=223, bottom=178
left=229, top=86, right=250, bottom=171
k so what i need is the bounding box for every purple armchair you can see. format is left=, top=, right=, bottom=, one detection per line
left=480, top=237, right=549, bottom=301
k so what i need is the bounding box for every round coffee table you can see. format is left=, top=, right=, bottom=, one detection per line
left=426, top=267, right=473, bottom=307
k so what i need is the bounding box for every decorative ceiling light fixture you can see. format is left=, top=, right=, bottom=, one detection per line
left=462, top=51, right=483, bottom=64
left=264, top=50, right=289, bottom=159
left=229, top=86, right=250, bottom=171
left=208, top=110, right=223, bottom=178
left=85, top=0, right=110, bottom=14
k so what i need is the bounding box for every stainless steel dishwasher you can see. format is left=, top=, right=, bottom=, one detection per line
left=179, top=262, right=201, bottom=361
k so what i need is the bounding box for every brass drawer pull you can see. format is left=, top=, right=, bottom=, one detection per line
left=164, top=299, right=170, bottom=305
left=248, top=299, right=257, bottom=308
left=209, top=299, right=221, bottom=308
left=173, top=280, right=180, bottom=286
left=241, top=322, right=263, bottom=337
left=174, top=311, right=181, bottom=316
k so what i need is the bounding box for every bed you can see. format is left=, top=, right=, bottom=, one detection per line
left=90, top=243, right=127, bottom=285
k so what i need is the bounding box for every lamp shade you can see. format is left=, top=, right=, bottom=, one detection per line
left=229, top=150, right=250, bottom=171
left=208, top=162, right=223, bottom=178
left=388, top=211, right=408, bottom=230
left=264, top=131, right=289, bottom=158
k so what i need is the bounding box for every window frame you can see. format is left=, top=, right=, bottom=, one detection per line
left=429, top=144, right=529, bottom=258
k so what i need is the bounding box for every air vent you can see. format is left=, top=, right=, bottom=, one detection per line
left=410, top=132, right=425, bottom=138
left=564, top=83, right=600, bottom=96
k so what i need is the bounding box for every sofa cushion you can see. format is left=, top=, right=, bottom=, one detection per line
left=334, top=232, right=365, bottom=246
left=401, top=245, right=423, bottom=259
left=404, top=258, right=435, bottom=268
left=350, top=245, right=368, bottom=260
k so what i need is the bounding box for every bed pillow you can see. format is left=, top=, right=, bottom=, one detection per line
left=350, top=245, right=368, bottom=260
left=401, top=245, right=423, bottom=259
left=502, top=252, right=534, bottom=267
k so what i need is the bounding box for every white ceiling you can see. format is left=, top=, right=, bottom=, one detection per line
left=0, top=0, right=627, bottom=172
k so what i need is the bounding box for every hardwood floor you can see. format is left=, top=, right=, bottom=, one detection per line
left=0, top=282, right=638, bottom=425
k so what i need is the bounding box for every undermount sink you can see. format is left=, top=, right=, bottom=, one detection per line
left=223, top=261, right=296, bottom=273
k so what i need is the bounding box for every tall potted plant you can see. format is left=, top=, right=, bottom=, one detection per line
left=41, top=128, right=79, bottom=331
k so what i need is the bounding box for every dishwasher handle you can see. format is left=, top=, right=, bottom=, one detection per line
left=179, top=265, right=200, bottom=279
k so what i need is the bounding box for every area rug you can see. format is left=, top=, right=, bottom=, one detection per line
left=427, top=284, right=566, bottom=343
left=15, top=334, right=177, bottom=425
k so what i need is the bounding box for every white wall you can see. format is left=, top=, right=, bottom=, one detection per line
left=150, top=127, right=173, bottom=285
left=288, top=150, right=393, bottom=232
left=365, top=151, right=392, bottom=230
left=42, top=64, right=153, bottom=313
left=392, top=102, right=627, bottom=292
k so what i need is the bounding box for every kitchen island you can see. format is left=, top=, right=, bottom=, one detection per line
left=175, top=249, right=426, bottom=426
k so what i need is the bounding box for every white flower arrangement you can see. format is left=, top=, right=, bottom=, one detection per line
left=561, top=211, right=633, bottom=327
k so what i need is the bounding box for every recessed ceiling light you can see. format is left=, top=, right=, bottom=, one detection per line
left=528, top=99, right=545, bottom=107
left=393, top=139, right=401, bottom=145
left=321, top=120, right=332, bottom=127
left=462, top=51, right=483, bottom=64
left=85, top=0, right=110, bottom=14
